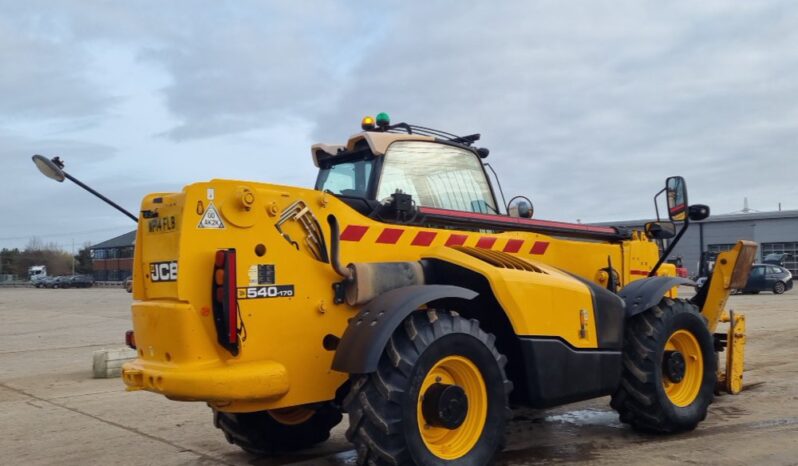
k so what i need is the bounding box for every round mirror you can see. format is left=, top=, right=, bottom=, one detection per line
left=32, top=155, right=65, bottom=182
left=507, top=196, right=533, bottom=219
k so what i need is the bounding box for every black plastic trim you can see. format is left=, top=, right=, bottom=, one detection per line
left=519, top=337, right=622, bottom=408
left=619, top=276, right=694, bottom=317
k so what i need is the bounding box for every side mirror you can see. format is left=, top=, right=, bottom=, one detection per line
left=646, top=221, right=676, bottom=240
left=688, top=204, right=710, bottom=221
left=666, top=176, right=688, bottom=222
left=507, top=196, right=533, bottom=218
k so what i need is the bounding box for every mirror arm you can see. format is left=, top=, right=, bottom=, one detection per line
left=653, top=187, right=665, bottom=222
left=62, top=171, right=139, bottom=223
left=484, top=163, right=507, bottom=215
left=648, top=217, right=689, bottom=277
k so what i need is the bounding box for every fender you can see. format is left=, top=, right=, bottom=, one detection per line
left=331, top=284, right=478, bottom=374
left=619, top=276, right=695, bottom=317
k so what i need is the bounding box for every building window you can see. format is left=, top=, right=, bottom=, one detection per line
left=707, top=244, right=735, bottom=254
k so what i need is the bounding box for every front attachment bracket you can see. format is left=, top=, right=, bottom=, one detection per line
left=715, top=310, right=746, bottom=394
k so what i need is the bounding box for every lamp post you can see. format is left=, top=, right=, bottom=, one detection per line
left=31, top=155, right=138, bottom=223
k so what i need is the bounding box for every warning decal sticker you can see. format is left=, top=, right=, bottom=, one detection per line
left=198, top=202, right=225, bottom=229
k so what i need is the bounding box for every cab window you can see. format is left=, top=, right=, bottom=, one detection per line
left=376, top=141, right=497, bottom=214
left=316, top=158, right=374, bottom=197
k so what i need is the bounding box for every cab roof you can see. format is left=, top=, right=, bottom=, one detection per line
left=311, top=131, right=435, bottom=167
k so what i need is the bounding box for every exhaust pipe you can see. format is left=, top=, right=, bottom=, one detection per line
left=327, top=215, right=353, bottom=281
left=327, top=215, right=426, bottom=306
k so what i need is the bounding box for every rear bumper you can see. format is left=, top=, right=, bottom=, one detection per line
left=123, top=299, right=290, bottom=402
left=122, top=359, right=290, bottom=401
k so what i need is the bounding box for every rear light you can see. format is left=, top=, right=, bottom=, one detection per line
left=125, top=330, right=136, bottom=350
left=212, top=249, right=239, bottom=356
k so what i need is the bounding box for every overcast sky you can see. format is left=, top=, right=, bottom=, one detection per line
left=2, top=1, right=797, bottom=251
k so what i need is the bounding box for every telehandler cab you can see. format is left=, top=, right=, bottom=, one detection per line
left=33, top=113, right=754, bottom=465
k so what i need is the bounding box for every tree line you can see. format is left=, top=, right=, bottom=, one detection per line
left=0, top=238, right=93, bottom=280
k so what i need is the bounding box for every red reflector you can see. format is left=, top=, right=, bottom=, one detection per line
left=125, top=330, right=136, bottom=350
left=226, top=250, right=238, bottom=344
left=214, top=268, right=225, bottom=286
left=215, top=287, right=224, bottom=302
left=215, top=250, right=226, bottom=267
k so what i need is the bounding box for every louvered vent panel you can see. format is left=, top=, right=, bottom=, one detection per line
left=450, top=246, right=544, bottom=273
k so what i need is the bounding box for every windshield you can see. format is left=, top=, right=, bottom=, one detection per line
left=315, top=158, right=374, bottom=197
left=377, top=141, right=497, bottom=214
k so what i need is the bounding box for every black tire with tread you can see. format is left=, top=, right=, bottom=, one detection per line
left=213, top=403, right=342, bottom=455
left=611, top=298, right=716, bottom=433
left=344, top=310, right=512, bottom=466
left=773, top=281, right=786, bottom=294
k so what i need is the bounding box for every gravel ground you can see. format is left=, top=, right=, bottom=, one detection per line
left=0, top=286, right=796, bottom=465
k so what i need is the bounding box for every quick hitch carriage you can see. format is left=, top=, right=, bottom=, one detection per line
left=32, top=113, right=753, bottom=465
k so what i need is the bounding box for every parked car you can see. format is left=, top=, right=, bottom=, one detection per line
left=695, top=263, right=793, bottom=295
left=740, top=264, right=793, bottom=294
left=51, top=276, right=72, bottom=289
left=762, top=253, right=792, bottom=267
left=69, top=274, right=95, bottom=288
left=123, top=276, right=133, bottom=293
left=38, top=276, right=57, bottom=288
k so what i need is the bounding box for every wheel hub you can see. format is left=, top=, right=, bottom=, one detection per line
left=663, top=350, right=686, bottom=383
left=421, top=383, right=469, bottom=429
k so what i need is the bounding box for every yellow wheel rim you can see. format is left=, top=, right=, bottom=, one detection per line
left=663, top=330, right=703, bottom=407
left=417, top=355, right=487, bottom=460
left=268, top=406, right=315, bottom=425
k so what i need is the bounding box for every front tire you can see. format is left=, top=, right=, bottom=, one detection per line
left=213, top=403, right=342, bottom=455
left=344, top=310, right=512, bottom=466
left=611, top=298, right=716, bottom=433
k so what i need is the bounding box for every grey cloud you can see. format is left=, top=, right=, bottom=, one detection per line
left=310, top=1, right=798, bottom=220
left=2, top=0, right=798, bottom=250
left=0, top=10, right=115, bottom=121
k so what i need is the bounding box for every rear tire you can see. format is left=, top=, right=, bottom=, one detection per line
left=611, top=298, right=716, bottom=433
left=344, top=310, right=512, bottom=466
left=773, top=281, right=786, bottom=295
left=213, top=403, right=342, bottom=455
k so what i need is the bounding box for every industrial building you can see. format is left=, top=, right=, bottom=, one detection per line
left=605, top=209, right=798, bottom=278
left=90, top=230, right=135, bottom=281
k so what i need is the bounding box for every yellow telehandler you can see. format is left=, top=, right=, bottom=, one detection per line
left=33, top=113, right=754, bottom=465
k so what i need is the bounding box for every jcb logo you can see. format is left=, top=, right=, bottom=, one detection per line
left=150, top=261, right=178, bottom=282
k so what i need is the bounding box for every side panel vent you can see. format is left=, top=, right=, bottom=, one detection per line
left=450, top=246, right=544, bottom=273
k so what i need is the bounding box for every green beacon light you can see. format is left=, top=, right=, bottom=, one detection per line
left=375, top=112, right=390, bottom=129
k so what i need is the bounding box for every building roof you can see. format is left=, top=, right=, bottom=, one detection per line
left=90, top=230, right=136, bottom=250
left=594, top=209, right=798, bottom=227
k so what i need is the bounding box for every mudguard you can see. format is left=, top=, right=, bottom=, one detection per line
left=619, top=276, right=694, bottom=317
left=331, top=284, right=477, bottom=374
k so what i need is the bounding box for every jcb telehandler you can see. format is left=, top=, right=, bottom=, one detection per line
left=33, top=113, right=754, bottom=465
